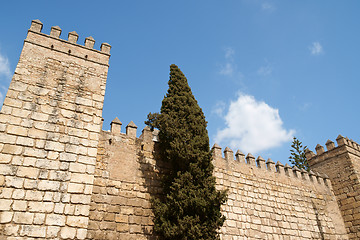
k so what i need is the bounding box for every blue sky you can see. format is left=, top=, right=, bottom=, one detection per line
left=0, top=1, right=359, bottom=165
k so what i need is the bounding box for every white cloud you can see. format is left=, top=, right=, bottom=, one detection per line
left=310, top=42, right=323, bottom=55
left=214, top=93, right=295, bottom=154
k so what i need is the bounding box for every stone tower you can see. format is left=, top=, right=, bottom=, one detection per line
left=307, top=136, right=360, bottom=239
left=0, top=20, right=110, bottom=238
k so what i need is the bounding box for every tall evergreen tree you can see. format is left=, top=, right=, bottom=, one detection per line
left=289, top=137, right=309, bottom=171
left=146, top=64, right=227, bottom=240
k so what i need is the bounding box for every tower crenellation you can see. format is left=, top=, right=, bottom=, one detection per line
left=307, top=136, right=360, bottom=238
left=27, top=19, right=111, bottom=66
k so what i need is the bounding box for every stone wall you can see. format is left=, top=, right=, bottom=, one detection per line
left=87, top=121, right=166, bottom=240
left=307, top=136, right=360, bottom=239
left=212, top=145, right=348, bottom=239
left=86, top=116, right=350, bottom=239
left=0, top=20, right=110, bottom=239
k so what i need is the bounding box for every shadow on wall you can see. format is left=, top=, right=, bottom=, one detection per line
left=138, top=141, right=168, bottom=240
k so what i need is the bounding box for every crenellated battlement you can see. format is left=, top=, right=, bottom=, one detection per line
left=103, top=117, right=159, bottom=143
left=26, top=19, right=111, bottom=66
left=306, top=135, right=360, bottom=168
left=212, top=144, right=331, bottom=188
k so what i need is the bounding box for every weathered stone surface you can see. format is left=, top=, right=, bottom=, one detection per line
left=0, top=19, right=108, bottom=239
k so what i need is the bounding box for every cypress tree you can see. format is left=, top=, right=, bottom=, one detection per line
left=146, top=64, right=227, bottom=240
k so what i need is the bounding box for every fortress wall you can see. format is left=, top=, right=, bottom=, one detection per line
left=212, top=145, right=348, bottom=239
left=307, top=137, right=360, bottom=239
left=87, top=123, right=165, bottom=240
left=87, top=119, right=349, bottom=240
left=0, top=20, right=110, bottom=239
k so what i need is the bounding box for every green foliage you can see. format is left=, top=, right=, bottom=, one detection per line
left=289, top=137, right=309, bottom=171
left=146, top=64, right=227, bottom=240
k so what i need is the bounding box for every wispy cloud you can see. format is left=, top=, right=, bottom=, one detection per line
left=261, top=2, right=276, bottom=11
left=0, top=52, right=11, bottom=77
left=299, top=102, right=311, bottom=112
left=257, top=60, right=272, bottom=76
left=214, top=92, right=295, bottom=154
left=212, top=101, right=226, bottom=117
left=0, top=50, right=11, bottom=106
left=309, top=42, right=323, bottom=55
left=219, top=47, right=236, bottom=77
left=219, top=63, right=234, bottom=76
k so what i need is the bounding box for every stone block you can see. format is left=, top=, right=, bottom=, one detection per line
left=22, top=157, right=36, bottom=166
left=16, top=136, right=34, bottom=147
left=7, top=125, right=28, bottom=136
left=77, top=228, right=88, bottom=239
left=71, top=173, right=94, bottom=184
left=33, top=213, right=46, bottom=224
left=44, top=192, right=54, bottom=202
left=16, top=166, right=39, bottom=179
left=3, top=97, right=22, bottom=108
left=5, top=176, right=24, bottom=188
left=46, top=226, right=61, bottom=238
left=25, top=190, right=43, bottom=201
left=0, top=187, right=14, bottom=199
left=45, top=213, right=66, bottom=226
left=30, top=112, right=49, bottom=121
left=23, top=147, right=47, bottom=158
left=52, top=202, right=64, bottom=214
left=47, top=151, right=60, bottom=160
left=36, top=159, right=60, bottom=169
left=45, top=141, right=65, bottom=152
left=64, top=204, right=75, bottom=215
left=115, top=214, right=128, bottom=223
left=2, top=144, right=23, bottom=155
left=0, top=211, right=13, bottom=223
left=13, top=212, right=34, bottom=224
left=49, top=170, right=70, bottom=181
left=20, top=225, right=46, bottom=238
left=0, top=164, right=15, bottom=175
left=28, top=201, right=54, bottom=213
left=66, top=215, right=89, bottom=228
left=60, top=152, right=77, bottom=162
left=84, top=184, right=93, bottom=195
left=0, top=153, right=13, bottom=164
left=71, top=194, right=91, bottom=204
left=0, top=133, right=16, bottom=144
left=78, top=155, right=96, bottom=165
left=12, top=189, right=25, bottom=199
left=69, top=162, right=87, bottom=173
left=4, top=224, right=19, bottom=235
left=28, top=128, right=47, bottom=139
left=88, top=147, right=98, bottom=157
left=37, top=180, right=60, bottom=191
left=68, top=182, right=85, bottom=193
left=24, top=179, right=38, bottom=189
